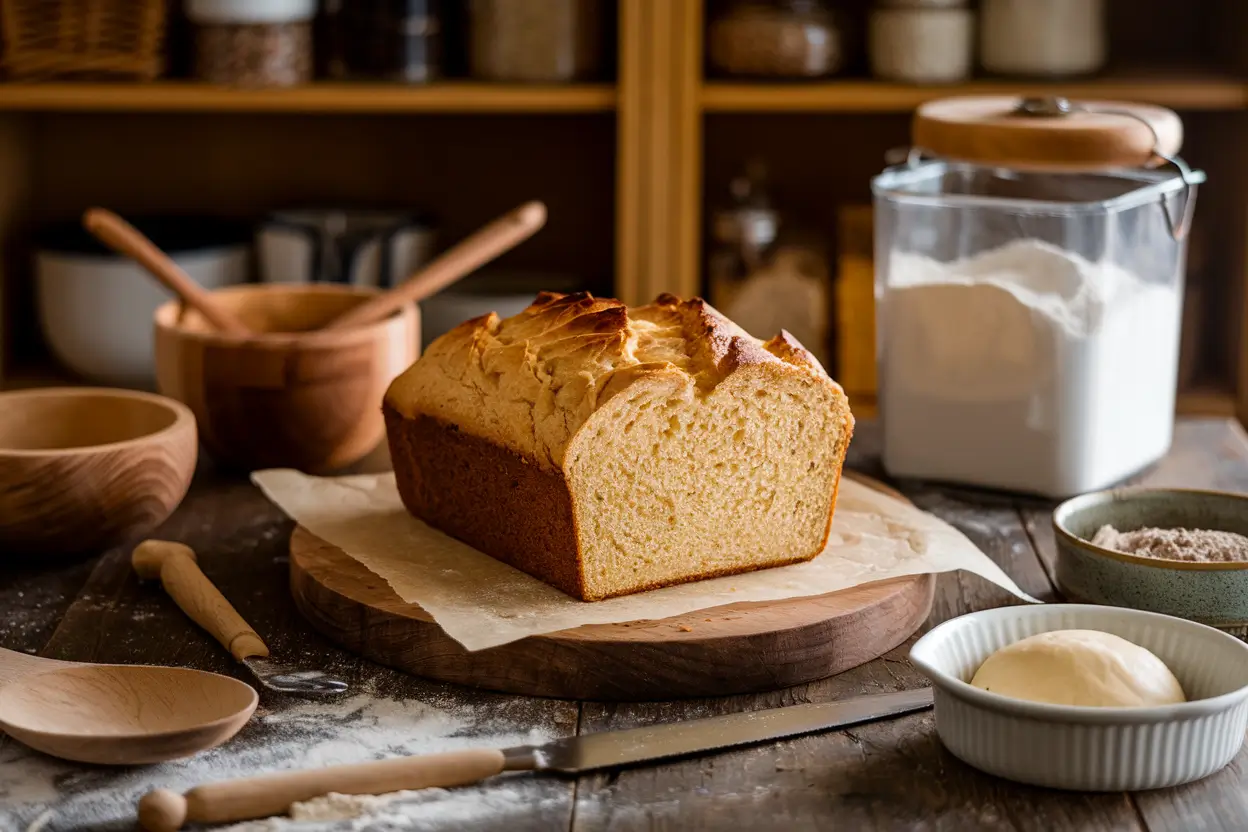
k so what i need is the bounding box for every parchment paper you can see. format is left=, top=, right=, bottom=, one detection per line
left=253, top=469, right=1038, bottom=651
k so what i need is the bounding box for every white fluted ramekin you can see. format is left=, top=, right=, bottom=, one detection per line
left=910, top=604, right=1248, bottom=791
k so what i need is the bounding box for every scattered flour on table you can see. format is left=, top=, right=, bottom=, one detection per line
left=215, top=785, right=562, bottom=831
left=0, top=678, right=561, bottom=830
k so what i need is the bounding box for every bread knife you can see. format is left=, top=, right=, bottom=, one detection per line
left=138, top=688, right=933, bottom=830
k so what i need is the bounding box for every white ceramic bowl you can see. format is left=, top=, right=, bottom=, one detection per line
left=910, top=604, right=1248, bottom=791
left=36, top=217, right=250, bottom=389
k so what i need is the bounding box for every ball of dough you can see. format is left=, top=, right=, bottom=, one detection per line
left=969, top=629, right=1186, bottom=707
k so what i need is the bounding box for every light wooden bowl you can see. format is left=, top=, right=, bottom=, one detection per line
left=154, top=284, right=419, bottom=474
left=0, top=387, right=197, bottom=557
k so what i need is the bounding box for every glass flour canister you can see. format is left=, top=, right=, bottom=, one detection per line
left=871, top=96, right=1204, bottom=498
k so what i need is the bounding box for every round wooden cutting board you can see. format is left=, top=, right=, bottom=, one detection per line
left=289, top=474, right=936, bottom=701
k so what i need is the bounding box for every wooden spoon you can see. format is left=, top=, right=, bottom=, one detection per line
left=322, top=200, right=548, bottom=331
left=82, top=208, right=253, bottom=336
left=0, top=646, right=257, bottom=766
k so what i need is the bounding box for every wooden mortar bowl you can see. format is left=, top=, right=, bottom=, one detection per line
left=0, top=388, right=197, bottom=557
left=154, top=284, right=419, bottom=474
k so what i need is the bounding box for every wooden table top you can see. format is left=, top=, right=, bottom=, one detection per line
left=5, top=417, right=1248, bottom=831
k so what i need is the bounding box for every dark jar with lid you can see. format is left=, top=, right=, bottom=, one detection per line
left=321, top=0, right=442, bottom=83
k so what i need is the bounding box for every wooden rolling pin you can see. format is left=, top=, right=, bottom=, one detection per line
left=82, top=208, right=253, bottom=336
left=321, top=200, right=547, bottom=331
left=137, top=750, right=505, bottom=831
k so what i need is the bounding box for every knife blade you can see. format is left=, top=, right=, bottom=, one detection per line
left=503, top=687, right=934, bottom=774
left=240, top=656, right=349, bottom=696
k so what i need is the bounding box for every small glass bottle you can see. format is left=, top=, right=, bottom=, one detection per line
left=708, top=162, right=779, bottom=319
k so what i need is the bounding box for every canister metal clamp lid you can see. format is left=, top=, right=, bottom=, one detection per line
left=1010, top=96, right=1196, bottom=239
left=900, top=95, right=1198, bottom=240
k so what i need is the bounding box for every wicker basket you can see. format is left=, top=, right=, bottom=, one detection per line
left=1, top=0, right=167, bottom=80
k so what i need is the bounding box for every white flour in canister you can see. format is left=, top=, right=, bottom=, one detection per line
left=879, top=238, right=1182, bottom=496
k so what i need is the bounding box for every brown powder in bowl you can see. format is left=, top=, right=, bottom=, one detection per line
left=1091, top=525, right=1248, bottom=563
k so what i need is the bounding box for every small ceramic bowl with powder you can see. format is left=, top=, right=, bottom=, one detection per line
left=910, top=603, right=1248, bottom=791
left=1053, top=488, right=1248, bottom=635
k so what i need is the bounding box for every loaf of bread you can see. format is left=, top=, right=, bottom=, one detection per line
left=383, top=292, right=855, bottom=601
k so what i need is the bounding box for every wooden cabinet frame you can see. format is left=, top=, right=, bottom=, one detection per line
left=0, top=0, right=1244, bottom=423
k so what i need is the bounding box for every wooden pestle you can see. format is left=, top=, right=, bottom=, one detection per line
left=137, top=749, right=507, bottom=831
left=83, top=209, right=253, bottom=336
left=321, top=200, right=548, bottom=331
left=132, top=540, right=269, bottom=662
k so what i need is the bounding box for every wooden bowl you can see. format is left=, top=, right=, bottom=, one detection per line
left=0, top=387, right=197, bottom=557
left=154, top=284, right=419, bottom=474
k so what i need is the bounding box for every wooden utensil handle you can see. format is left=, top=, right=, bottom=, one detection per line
left=82, top=208, right=251, bottom=336
left=137, top=748, right=507, bottom=831
left=132, top=541, right=269, bottom=662
left=323, top=200, right=548, bottom=331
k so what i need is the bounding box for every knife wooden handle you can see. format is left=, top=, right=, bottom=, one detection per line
left=132, top=540, right=269, bottom=662
left=137, top=749, right=508, bottom=831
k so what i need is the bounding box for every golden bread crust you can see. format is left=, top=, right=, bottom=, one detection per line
left=385, top=291, right=847, bottom=471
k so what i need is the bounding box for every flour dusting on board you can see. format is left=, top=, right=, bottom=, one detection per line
left=0, top=678, right=565, bottom=830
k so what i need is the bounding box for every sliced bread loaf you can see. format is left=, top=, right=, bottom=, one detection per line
left=383, top=292, right=854, bottom=601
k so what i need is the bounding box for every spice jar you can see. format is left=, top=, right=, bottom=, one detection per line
left=322, top=0, right=442, bottom=83
left=468, top=0, right=604, bottom=83
left=708, top=0, right=844, bottom=79
left=872, top=96, right=1203, bottom=498
left=186, top=0, right=315, bottom=87
left=981, top=0, right=1107, bottom=78
left=869, top=0, right=974, bottom=84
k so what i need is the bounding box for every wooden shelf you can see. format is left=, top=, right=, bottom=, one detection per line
left=0, top=82, right=618, bottom=114
left=702, top=77, right=1248, bottom=113
left=0, top=77, right=1235, bottom=116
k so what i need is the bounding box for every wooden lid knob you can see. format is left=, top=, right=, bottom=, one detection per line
left=912, top=96, right=1184, bottom=172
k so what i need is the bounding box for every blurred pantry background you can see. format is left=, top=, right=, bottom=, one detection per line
left=0, top=0, right=1246, bottom=424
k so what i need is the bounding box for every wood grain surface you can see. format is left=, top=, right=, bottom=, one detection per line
left=288, top=519, right=936, bottom=700
left=5, top=419, right=1248, bottom=831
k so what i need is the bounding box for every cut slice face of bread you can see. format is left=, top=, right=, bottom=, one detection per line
left=384, top=292, right=855, bottom=601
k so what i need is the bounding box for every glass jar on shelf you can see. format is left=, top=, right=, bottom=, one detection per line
left=708, top=162, right=779, bottom=319
left=868, top=0, right=974, bottom=85
left=321, top=0, right=443, bottom=83
left=707, top=0, right=845, bottom=79
left=708, top=162, right=831, bottom=367
left=468, top=0, right=605, bottom=83
left=980, top=0, right=1107, bottom=78
left=872, top=96, right=1203, bottom=497
left=185, top=0, right=316, bottom=88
